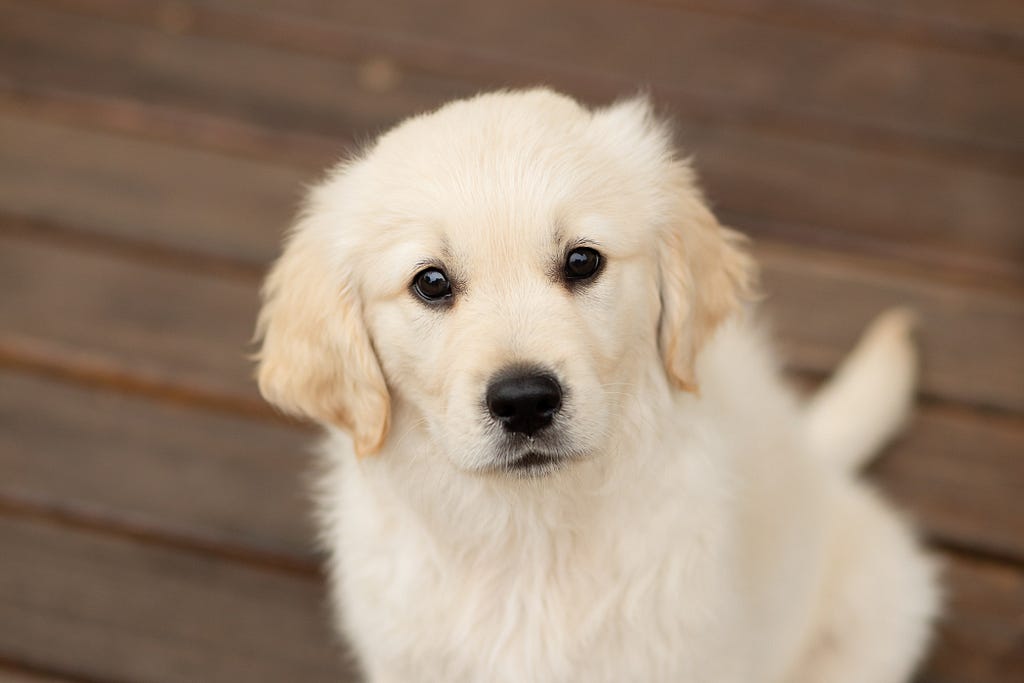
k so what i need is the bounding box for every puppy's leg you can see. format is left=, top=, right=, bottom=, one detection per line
left=785, top=486, right=940, bottom=683
left=805, top=308, right=918, bottom=472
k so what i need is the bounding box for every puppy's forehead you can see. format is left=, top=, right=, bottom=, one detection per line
left=367, top=97, right=625, bottom=233
left=376, top=89, right=590, bottom=162
left=375, top=96, right=593, bottom=203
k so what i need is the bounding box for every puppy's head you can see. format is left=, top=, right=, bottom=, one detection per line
left=255, top=89, right=754, bottom=474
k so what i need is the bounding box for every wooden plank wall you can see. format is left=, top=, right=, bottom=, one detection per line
left=1, top=1, right=1021, bottom=681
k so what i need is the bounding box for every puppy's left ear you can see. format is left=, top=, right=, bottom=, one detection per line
left=657, top=186, right=757, bottom=393
left=254, top=215, right=390, bottom=456
left=592, top=95, right=756, bottom=393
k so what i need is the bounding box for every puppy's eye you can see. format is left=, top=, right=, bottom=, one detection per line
left=564, top=247, right=602, bottom=281
left=413, top=267, right=452, bottom=303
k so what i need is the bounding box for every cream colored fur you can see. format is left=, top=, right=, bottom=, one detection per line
left=256, top=89, right=939, bottom=682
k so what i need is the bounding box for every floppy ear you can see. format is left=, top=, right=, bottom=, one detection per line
left=590, top=95, right=756, bottom=393
left=254, top=215, right=390, bottom=456
left=657, top=177, right=757, bottom=393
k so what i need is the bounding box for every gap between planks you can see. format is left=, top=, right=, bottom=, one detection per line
left=0, top=338, right=284, bottom=425
left=0, top=493, right=320, bottom=580
left=0, top=653, right=129, bottom=683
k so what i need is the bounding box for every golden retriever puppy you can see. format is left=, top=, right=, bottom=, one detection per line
left=255, top=89, right=939, bottom=683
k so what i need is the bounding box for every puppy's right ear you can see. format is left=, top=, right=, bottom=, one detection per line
left=656, top=193, right=756, bottom=393
left=255, top=216, right=390, bottom=456
left=591, top=95, right=756, bottom=393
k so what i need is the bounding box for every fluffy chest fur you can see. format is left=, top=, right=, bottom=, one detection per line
left=321, top=446, right=749, bottom=683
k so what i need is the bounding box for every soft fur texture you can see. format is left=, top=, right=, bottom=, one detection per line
left=255, top=89, right=939, bottom=683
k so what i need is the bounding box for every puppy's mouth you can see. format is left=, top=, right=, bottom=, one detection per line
left=479, top=428, right=583, bottom=477
left=507, top=450, right=561, bottom=471
left=494, top=448, right=581, bottom=478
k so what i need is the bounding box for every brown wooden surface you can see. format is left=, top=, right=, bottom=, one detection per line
left=0, top=372, right=315, bottom=565
left=0, top=666, right=77, bottom=683
left=1, top=0, right=1021, bottom=680
left=3, top=1, right=1024, bottom=283
left=0, top=517, right=353, bottom=683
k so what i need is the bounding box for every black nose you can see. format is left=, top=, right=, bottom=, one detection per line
left=486, top=371, right=562, bottom=436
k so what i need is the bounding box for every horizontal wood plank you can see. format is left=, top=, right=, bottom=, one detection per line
left=0, top=237, right=260, bottom=404
left=0, top=517, right=355, bottom=683
left=758, top=245, right=1024, bottom=414
left=3, top=3, right=1023, bottom=281
left=184, top=0, right=1024, bottom=157
left=0, top=666, right=79, bottom=683
left=0, top=371, right=316, bottom=565
left=920, top=554, right=1024, bottom=683
left=645, top=0, right=1024, bottom=59
left=0, top=0, right=462, bottom=140
left=822, top=0, right=1024, bottom=40
left=871, top=409, right=1024, bottom=563
left=0, top=115, right=309, bottom=267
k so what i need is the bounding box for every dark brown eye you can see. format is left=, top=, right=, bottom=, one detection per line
left=413, top=267, right=452, bottom=302
left=564, top=247, right=601, bottom=281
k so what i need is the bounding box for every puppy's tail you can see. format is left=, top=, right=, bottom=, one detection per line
left=804, top=308, right=919, bottom=472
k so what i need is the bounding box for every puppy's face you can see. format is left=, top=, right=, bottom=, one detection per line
left=358, top=150, right=659, bottom=475
left=256, top=90, right=753, bottom=476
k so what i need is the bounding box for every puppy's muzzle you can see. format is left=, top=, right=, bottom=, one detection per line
left=486, top=369, right=562, bottom=436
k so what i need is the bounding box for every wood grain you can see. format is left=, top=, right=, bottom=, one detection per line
left=0, top=657, right=104, bottom=683
left=170, top=0, right=1024, bottom=158
left=643, top=0, right=1024, bottom=60
left=759, top=245, right=1024, bottom=414
left=0, top=517, right=356, bottom=683
left=920, top=554, right=1024, bottom=683
left=813, top=0, right=1024, bottom=40
left=872, top=409, right=1024, bottom=563
left=0, top=237, right=260, bottom=403
left=3, top=3, right=1023, bottom=282
left=0, top=668, right=78, bottom=683
left=0, top=372, right=316, bottom=565
left=0, top=0, right=462, bottom=140
left=0, top=115, right=309, bottom=267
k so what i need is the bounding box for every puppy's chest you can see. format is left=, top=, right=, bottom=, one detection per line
left=400, top=548, right=657, bottom=678
left=349, top=527, right=738, bottom=682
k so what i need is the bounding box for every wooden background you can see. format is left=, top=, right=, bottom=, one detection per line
left=1, top=0, right=1022, bottom=680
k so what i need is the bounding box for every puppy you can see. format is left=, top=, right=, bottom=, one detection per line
left=255, top=89, right=939, bottom=683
